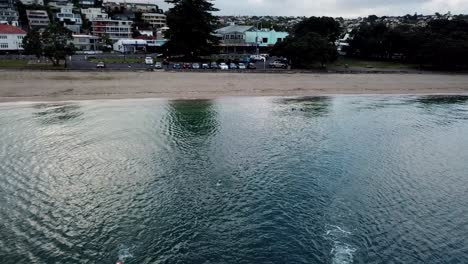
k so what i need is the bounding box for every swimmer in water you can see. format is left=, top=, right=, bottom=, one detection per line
left=116, top=261, right=123, bottom=264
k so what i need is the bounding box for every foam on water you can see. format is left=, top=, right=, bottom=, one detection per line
left=325, top=225, right=357, bottom=264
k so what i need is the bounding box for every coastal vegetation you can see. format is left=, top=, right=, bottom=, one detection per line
left=346, top=17, right=468, bottom=70
left=271, top=17, right=340, bottom=68
left=22, top=23, right=75, bottom=67
left=163, top=0, right=219, bottom=59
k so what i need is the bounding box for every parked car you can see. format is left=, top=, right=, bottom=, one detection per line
left=145, top=56, right=154, bottom=65
left=229, top=63, right=238, bottom=69
left=173, top=63, right=182, bottom=69
left=247, top=63, right=257, bottom=69
left=210, top=62, right=218, bottom=69
left=238, top=63, right=246, bottom=69
left=96, top=61, right=105, bottom=68
left=269, top=60, right=288, bottom=69
left=154, top=62, right=162, bottom=69
left=192, top=63, right=200, bottom=69
left=183, top=63, right=192, bottom=69
left=202, top=63, right=210, bottom=69
left=219, top=63, right=229, bottom=70
left=250, top=55, right=266, bottom=62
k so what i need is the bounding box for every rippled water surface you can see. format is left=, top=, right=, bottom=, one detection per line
left=1, top=96, right=468, bottom=264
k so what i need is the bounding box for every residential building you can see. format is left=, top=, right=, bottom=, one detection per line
left=79, top=0, right=94, bottom=8
left=18, top=0, right=44, bottom=5
left=56, top=7, right=82, bottom=33
left=112, top=38, right=146, bottom=53
left=0, top=24, right=26, bottom=51
left=245, top=29, right=288, bottom=47
left=48, top=0, right=73, bottom=10
left=81, top=8, right=108, bottom=21
left=215, top=24, right=288, bottom=52
left=72, top=34, right=99, bottom=50
left=142, top=13, right=166, bottom=29
left=0, top=8, right=19, bottom=26
left=0, top=0, right=14, bottom=9
left=215, top=24, right=255, bottom=46
left=125, top=2, right=161, bottom=13
left=91, top=19, right=132, bottom=42
left=26, top=9, right=49, bottom=29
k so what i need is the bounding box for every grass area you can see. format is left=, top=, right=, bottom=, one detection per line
left=0, top=59, right=29, bottom=68
left=88, top=57, right=159, bottom=64
left=331, top=57, right=418, bottom=69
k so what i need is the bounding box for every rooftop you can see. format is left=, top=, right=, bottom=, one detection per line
left=0, top=24, right=26, bottom=34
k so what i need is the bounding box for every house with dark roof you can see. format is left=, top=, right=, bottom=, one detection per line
left=0, top=24, right=26, bottom=52
left=215, top=24, right=288, bottom=53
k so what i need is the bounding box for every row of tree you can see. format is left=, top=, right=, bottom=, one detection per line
left=346, top=19, right=468, bottom=69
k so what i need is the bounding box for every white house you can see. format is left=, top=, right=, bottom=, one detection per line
left=56, top=7, right=82, bottom=33
left=0, top=24, right=26, bottom=52
left=72, top=34, right=99, bottom=51
left=113, top=38, right=146, bottom=53
left=81, top=8, right=108, bottom=21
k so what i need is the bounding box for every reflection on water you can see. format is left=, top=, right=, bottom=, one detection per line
left=166, top=100, right=218, bottom=138
left=276, top=96, right=332, bottom=117
left=1, top=96, right=468, bottom=264
left=415, top=95, right=468, bottom=105
left=33, top=103, right=83, bottom=125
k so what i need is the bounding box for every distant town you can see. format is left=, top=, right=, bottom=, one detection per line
left=0, top=0, right=464, bottom=54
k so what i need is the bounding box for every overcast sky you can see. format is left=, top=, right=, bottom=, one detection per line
left=152, top=0, right=467, bottom=17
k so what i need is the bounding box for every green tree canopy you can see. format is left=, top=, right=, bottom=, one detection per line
left=164, top=0, right=219, bottom=59
left=347, top=19, right=468, bottom=69
left=23, top=23, right=75, bottom=67
left=271, top=16, right=340, bottom=68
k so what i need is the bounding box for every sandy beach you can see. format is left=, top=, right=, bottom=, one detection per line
left=1, top=71, right=468, bottom=102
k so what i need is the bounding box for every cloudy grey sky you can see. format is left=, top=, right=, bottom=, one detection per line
left=152, top=0, right=467, bottom=17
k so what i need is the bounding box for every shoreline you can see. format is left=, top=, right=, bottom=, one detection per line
left=1, top=71, right=468, bottom=102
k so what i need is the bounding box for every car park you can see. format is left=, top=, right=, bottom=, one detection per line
left=173, top=63, right=182, bottom=69
left=202, top=63, right=209, bottom=69
left=192, top=63, right=200, bottom=69
left=96, top=61, right=105, bottom=68
left=238, top=63, right=246, bottom=69
left=183, top=63, right=192, bottom=69
left=154, top=62, right=162, bottom=69
left=210, top=62, right=218, bottom=69
left=229, top=63, right=238, bottom=69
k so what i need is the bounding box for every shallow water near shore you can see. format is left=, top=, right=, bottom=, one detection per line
left=1, top=96, right=468, bottom=264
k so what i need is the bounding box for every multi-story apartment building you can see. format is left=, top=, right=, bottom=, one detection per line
left=91, top=19, right=132, bottom=42
left=56, top=7, right=82, bottom=33
left=18, top=0, right=44, bottom=5
left=26, top=9, right=49, bottom=29
left=0, top=24, right=26, bottom=52
left=81, top=8, right=108, bottom=21
left=142, top=13, right=166, bottom=29
left=0, top=0, right=18, bottom=26
left=0, top=8, right=19, bottom=26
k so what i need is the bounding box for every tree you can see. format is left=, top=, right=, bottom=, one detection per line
left=23, top=23, right=75, bottom=67
left=22, top=30, right=42, bottom=59
left=271, top=16, right=340, bottom=68
left=164, top=0, right=219, bottom=59
left=272, top=33, right=337, bottom=68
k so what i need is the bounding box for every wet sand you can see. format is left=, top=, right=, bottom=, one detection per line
left=1, top=71, right=468, bottom=102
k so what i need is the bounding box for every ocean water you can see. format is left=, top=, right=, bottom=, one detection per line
left=1, top=96, right=468, bottom=264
